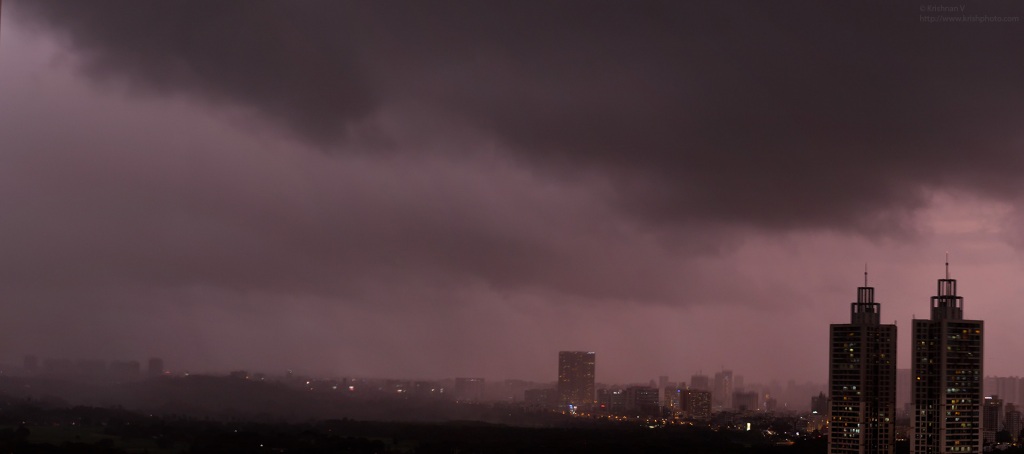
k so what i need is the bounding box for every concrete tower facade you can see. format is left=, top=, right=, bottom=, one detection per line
left=713, top=370, right=733, bottom=410
left=557, top=351, right=595, bottom=410
left=829, top=279, right=897, bottom=454
left=910, top=263, right=984, bottom=453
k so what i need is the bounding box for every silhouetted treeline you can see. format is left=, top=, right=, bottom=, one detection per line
left=0, top=394, right=841, bottom=453
left=0, top=377, right=945, bottom=453
left=0, top=375, right=566, bottom=424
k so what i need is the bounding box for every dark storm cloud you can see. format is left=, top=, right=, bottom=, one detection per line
left=14, top=1, right=1024, bottom=234
left=14, top=1, right=377, bottom=144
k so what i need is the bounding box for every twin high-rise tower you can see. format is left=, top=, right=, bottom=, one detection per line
left=910, top=265, right=983, bottom=453
left=829, top=276, right=897, bottom=454
left=829, top=264, right=984, bottom=454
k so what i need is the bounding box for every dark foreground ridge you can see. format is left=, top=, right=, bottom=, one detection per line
left=0, top=375, right=928, bottom=453
left=0, top=375, right=839, bottom=454
left=0, top=401, right=829, bottom=454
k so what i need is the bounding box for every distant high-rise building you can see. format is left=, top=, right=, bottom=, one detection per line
left=984, top=376, right=998, bottom=399
left=1005, top=403, right=1022, bottom=442
left=524, top=388, right=557, bottom=407
left=690, top=373, right=710, bottom=391
left=713, top=370, right=733, bottom=410
left=994, top=377, right=1020, bottom=408
left=454, top=377, right=485, bottom=402
left=812, top=391, right=829, bottom=415
left=733, top=390, right=758, bottom=412
left=658, top=376, right=669, bottom=406
left=557, top=351, right=595, bottom=410
left=497, top=379, right=533, bottom=402
left=911, top=263, right=984, bottom=454
left=625, top=386, right=661, bottom=416
left=983, top=396, right=1004, bottom=444
left=597, top=388, right=627, bottom=413
left=828, top=279, right=897, bottom=454
left=896, top=369, right=912, bottom=416
left=665, top=386, right=682, bottom=409
left=681, top=389, right=712, bottom=419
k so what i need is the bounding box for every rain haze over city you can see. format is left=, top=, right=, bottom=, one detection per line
left=3, top=0, right=1024, bottom=390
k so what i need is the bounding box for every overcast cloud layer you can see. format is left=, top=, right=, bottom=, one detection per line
left=3, top=1, right=1024, bottom=390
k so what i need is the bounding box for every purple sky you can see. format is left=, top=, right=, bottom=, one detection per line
left=2, top=1, right=1024, bottom=385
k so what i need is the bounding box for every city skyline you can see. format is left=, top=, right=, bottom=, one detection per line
left=2, top=1, right=1024, bottom=385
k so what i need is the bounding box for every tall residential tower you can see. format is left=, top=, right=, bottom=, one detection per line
left=829, top=277, right=897, bottom=454
left=713, top=370, right=734, bottom=410
left=910, top=262, right=984, bottom=453
left=557, top=351, right=595, bottom=410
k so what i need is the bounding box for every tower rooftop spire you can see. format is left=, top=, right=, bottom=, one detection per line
left=932, top=252, right=963, bottom=320
left=851, top=271, right=880, bottom=325
left=946, top=252, right=950, bottom=279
